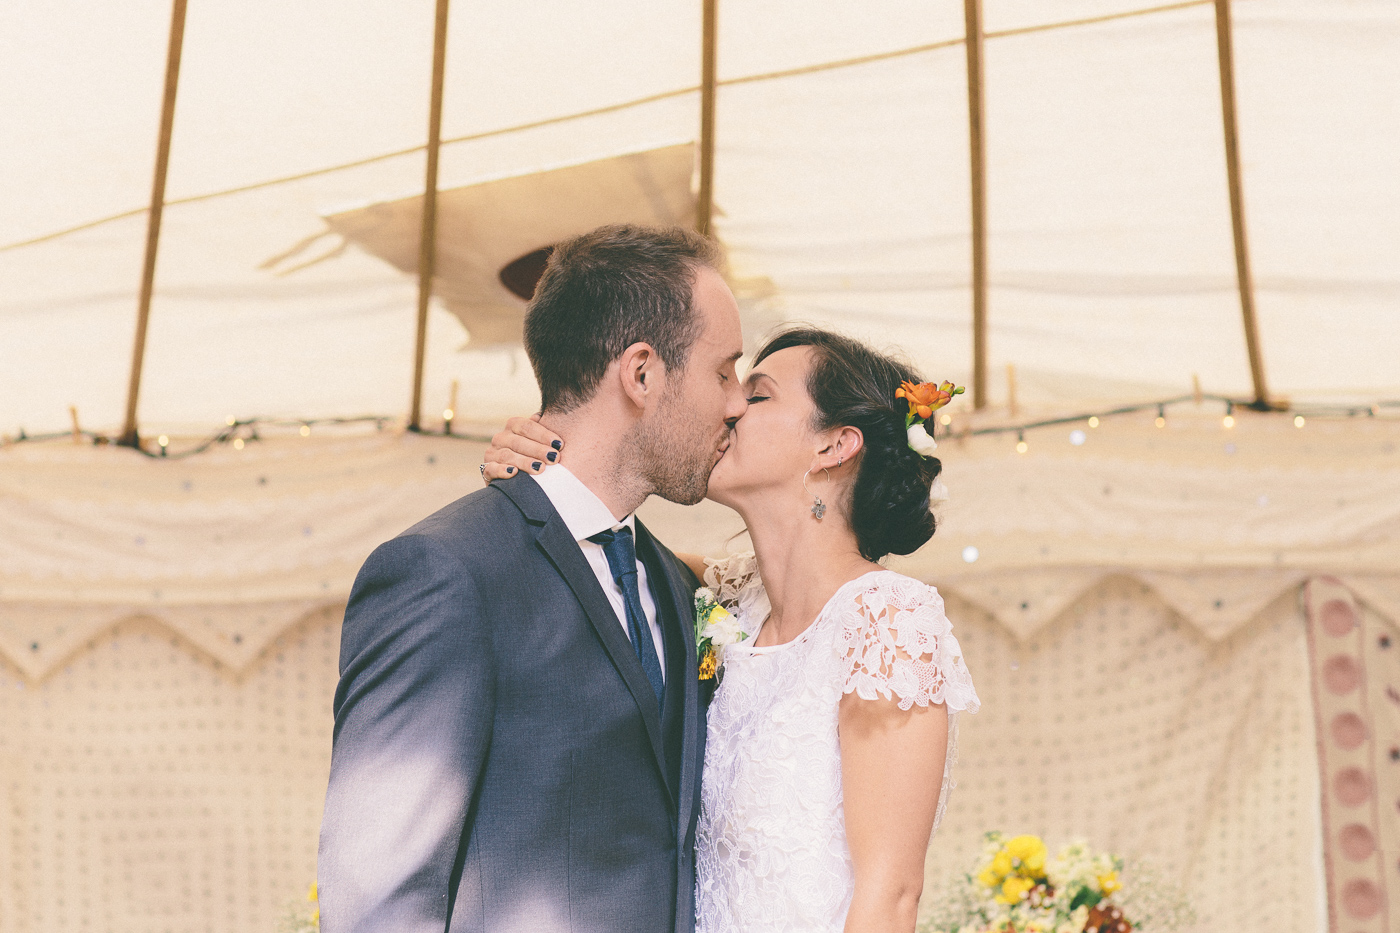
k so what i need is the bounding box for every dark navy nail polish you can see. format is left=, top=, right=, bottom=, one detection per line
left=551, top=439, right=562, bottom=451
left=506, top=466, right=515, bottom=474
left=532, top=461, right=541, bottom=471
left=546, top=451, right=557, bottom=462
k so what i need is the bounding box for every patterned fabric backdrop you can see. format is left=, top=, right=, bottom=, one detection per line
left=2, top=419, right=1397, bottom=931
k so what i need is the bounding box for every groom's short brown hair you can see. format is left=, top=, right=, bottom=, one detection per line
left=523, top=224, right=722, bottom=414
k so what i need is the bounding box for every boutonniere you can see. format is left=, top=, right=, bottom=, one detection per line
left=694, top=587, right=747, bottom=681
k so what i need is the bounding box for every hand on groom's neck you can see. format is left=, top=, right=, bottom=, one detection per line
left=538, top=405, right=651, bottom=524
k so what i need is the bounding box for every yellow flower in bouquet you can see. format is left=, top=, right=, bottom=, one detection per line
left=1006, top=835, right=1048, bottom=875
left=996, top=875, right=1035, bottom=905
left=1097, top=870, right=1121, bottom=896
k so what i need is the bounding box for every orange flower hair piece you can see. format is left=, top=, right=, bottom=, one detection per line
left=896, top=380, right=965, bottom=426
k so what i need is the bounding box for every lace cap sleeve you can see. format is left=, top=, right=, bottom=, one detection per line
left=837, top=574, right=981, bottom=713
left=702, top=551, right=760, bottom=609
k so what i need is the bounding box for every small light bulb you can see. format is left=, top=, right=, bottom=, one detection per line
left=1223, top=415, right=1235, bottom=429
left=233, top=438, right=245, bottom=450
left=1088, top=416, right=1100, bottom=428
left=1294, top=415, right=1305, bottom=428
left=939, top=413, right=952, bottom=426
left=1154, top=416, right=1166, bottom=428
left=299, top=425, right=311, bottom=437
left=157, top=435, right=169, bottom=447
left=225, top=415, right=236, bottom=426
left=443, top=409, right=454, bottom=421
left=1016, top=440, right=1029, bottom=454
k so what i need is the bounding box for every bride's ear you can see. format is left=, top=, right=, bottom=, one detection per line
left=818, top=426, right=864, bottom=470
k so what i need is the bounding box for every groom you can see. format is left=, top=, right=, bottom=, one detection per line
left=318, top=225, right=747, bottom=933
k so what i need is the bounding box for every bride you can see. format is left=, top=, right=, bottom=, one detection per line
left=484, top=326, right=980, bottom=933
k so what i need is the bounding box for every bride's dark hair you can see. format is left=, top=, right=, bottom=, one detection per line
left=752, top=326, right=943, bottom=562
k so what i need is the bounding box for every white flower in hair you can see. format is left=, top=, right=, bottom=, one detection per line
left=907, top=422, right=938, bottom=457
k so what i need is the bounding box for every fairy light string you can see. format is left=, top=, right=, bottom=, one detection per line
left=1, top=396, right=1396, bottom=459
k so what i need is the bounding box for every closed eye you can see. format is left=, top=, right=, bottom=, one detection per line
left=746, top=395, right=770, bottom=403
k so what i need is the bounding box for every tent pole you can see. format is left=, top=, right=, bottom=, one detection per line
left=963, top=0, right=989, bottom=411
left=696, top=0, right=719, bottom=236
left=1212, top=0, right=1269, bottom=409
left=410, top=0, right=452, bottom=432
left=119, top=0, right=189, bottom=449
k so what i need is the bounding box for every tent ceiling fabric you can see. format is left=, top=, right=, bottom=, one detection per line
left=3, top=0, right=1398, bottom=434
left=322, top=144, right=698, bottom=346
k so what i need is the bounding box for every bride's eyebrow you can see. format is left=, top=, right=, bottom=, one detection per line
left=744, top=371, right=775, bottom=391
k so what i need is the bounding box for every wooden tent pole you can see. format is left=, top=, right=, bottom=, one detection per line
left=696, top=0, right=719, bottom=236
left=119, top=0, right=190, bottom=448
left=409, top=0, right=452, bottom=432
left=1212, top=0, right=1269, bottom=408
left=963, top=0, right=989, bottom=410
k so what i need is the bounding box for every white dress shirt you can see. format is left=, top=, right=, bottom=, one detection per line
left=530, top=465, right=665, bottom=681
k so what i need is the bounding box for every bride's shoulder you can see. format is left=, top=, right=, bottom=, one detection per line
left=839, top=569, right=948, bottom=616
left=702, top=550, right=762, bottom=607
left=835, top=570, right=979, bottom=713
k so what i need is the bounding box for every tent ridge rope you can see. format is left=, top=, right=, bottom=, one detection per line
left=1, top=0, right=1231, bottom=256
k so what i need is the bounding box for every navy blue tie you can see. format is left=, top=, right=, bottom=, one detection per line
left=588, top=526, right=665, bottom=710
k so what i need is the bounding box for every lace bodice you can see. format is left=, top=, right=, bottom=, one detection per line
left=695, top=553, right=980, bottom=933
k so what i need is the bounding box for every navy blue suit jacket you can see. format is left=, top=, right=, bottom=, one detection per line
left=318, top=474, right=704, bottom=933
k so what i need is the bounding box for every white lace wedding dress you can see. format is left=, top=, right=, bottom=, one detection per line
left=695, top=552, right=980, bottom=933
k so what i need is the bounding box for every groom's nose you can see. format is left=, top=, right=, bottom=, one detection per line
left=724, top=387, right=748, bottom=424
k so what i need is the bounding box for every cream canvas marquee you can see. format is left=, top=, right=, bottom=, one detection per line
left=2, top=0, right=1399, bottom=931
left=3, top=0, right=1399, bottom=432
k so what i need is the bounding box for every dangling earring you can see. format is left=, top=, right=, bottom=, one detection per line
left=802, top=468, right=831, bottom=520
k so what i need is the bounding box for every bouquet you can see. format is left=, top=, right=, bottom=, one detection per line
left=921, top=832, right=1192, bottom=933
left=279, top=881, right=320, bottom=933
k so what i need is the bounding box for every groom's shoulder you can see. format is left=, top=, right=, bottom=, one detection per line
left=396, top=478, right=539, bottom=555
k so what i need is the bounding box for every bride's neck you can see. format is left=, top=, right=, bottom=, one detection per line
left=738, top=498, right=876, bottom=643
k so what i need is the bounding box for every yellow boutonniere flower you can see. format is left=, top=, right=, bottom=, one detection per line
left=694, top=587, right=746, bottom=681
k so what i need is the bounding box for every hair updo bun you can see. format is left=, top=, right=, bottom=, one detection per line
left=753, top=327, right=943, bottom=562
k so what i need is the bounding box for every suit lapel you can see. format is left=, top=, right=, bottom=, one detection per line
left=636, top=529, right=685, bottom=800
left=531, top=506, right=671, bottom=804
left=635, top=519, right=701, bottom=840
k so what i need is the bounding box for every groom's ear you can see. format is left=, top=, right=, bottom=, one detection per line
left=617, top=341, right=661, bottom=411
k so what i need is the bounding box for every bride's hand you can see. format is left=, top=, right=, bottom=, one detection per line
left=481, top=414, right=563, bottom=481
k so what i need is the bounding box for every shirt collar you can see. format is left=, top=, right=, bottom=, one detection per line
left=529, top=465, right=636, bottom=543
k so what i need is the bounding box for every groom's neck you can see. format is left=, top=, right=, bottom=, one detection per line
left=539, top=407, right=650, bottom=521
